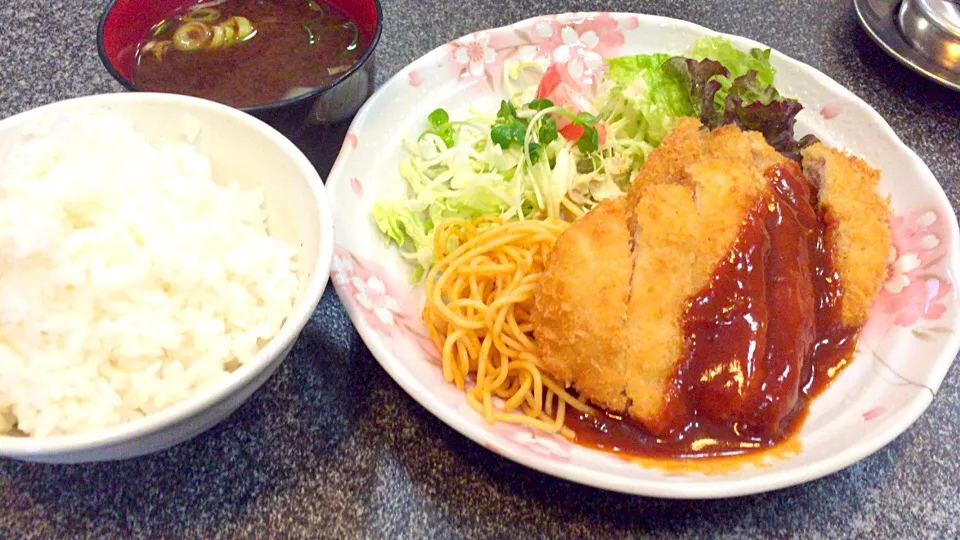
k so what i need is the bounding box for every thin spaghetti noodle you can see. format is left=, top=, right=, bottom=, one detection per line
left=423, top=217, right=592, bottom=435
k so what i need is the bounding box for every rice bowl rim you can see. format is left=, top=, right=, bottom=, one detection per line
left=0, top=92, right=334, bottom=455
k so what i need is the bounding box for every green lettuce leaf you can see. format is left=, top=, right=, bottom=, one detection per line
left=691, top=36, right=777, bottom=109
left=661, top=55, right=818, bottom=160
left=371, top=201, right=434, bottom=274
left=608, top=38, right=819, bottom=160
left=662, top=57, right=728, bottom=126
left=606, top=53, right=695, bottom=145
left=723, top=72, right=818, bottom=160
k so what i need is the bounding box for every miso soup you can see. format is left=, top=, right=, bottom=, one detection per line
left=133, top=0, right=367, bottom=108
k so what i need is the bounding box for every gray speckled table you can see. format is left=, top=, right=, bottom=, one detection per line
left=1, top=0, right=959, bottom=537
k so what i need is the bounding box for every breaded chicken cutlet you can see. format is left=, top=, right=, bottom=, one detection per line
left=533, top=120, right=892, bottom=438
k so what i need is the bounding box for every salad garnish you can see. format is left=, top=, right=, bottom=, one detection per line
left=373, top=36, right=816, bottom=280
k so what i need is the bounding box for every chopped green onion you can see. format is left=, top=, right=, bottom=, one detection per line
left=302, top=22, right=317, bottom=45
left=150, top=19, right=172, bottom=38
left=141, top=39, right=172, bottom=59
left=221, top=22, right=236, bottom=43
left=342, top=21, right=359, bottom=51
left=172, top=22, right=212, bottom=51
left=422, top=109, right=456, bottom=147
left=209, top=24, right=226, bottom=48
left=230, top=16, right=256, bottom=41
left=182, top=7, right=220, bottom=23
left=428, top=108, right=449, bottom=127
left=303, top=20, right=358, bottom=50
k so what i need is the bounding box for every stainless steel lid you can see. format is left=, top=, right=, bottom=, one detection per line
left=854, top=0, right=960, bottom=92
left=898, top=0, right=960, bottom=71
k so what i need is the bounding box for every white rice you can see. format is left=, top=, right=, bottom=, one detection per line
left=0, top=107, right=300, bottom=437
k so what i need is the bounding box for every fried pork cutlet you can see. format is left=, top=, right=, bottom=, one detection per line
left=620, top=183, right=701, bottom=433
left=801, top=143, right=892, bottom=327
left=533, top=121, right=892, bottom=439
left=533, top=197, right=633, bottom=412
left=624, top=127, right=776, bottom=434
left=536, top=121, right=780, bottom=433
left=626, top=118, right=705, bottom=206
left=626, top=120, right=785, bottom=212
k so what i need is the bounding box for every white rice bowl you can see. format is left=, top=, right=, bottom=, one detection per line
left=0, top=93, right=331, bottom=461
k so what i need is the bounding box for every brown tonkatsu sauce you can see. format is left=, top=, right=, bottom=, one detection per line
left=566, top=162, right=859, bottom=460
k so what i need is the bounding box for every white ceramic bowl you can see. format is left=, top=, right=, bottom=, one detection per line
left=0, top=93, right=333, bottom=463
left=326, top=13, right=960, bottom=498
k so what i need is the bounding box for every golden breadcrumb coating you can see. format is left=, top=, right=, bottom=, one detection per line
left=623, top=126, right=771, bottom=433
left=533, top=197, right=633, bottom=412
left=626, top=118, right=705, bottom=213
left=684, top=156, right=769, bottom=284
left=622, top=183, right=701, bottom=432
left=801, top=143, right=892, bottom=327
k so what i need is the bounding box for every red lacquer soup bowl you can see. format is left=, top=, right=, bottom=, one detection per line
left=97, top=0, right=383, bottom=134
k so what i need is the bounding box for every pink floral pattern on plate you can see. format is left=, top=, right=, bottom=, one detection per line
left=332, top=245, right=439, bottom=362
left=867, top=210, right=953, bottom=336
left=350, top=177, right=364, bottom=197
left=446, top=13, right=628, bottom=90
left=343, top=133, right=359, bottom=151
left=335, top=133, right=360, bottom=163
left=407, top=70, right=423, bottom=88
left=858, top=208, right=953, bottom=400
left=485, top=422, right=571, bottom=464
left=531, top=14, right=625, bottom=79
left=453, top=393, right=573, bottom=463
left=820, top=103, right=843, bottom=119
left=862, top=405, right=886, bottom=421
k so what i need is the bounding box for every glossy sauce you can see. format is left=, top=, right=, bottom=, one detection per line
left=566, top=162, right=858, bottom=460
left=133, top=0, right=366, bottom=108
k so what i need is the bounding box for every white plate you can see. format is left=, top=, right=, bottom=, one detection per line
left=326, top=13, right=960, bottom=498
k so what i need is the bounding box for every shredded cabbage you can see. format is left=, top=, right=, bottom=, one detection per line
left=372, top=93, right=645, bottom=280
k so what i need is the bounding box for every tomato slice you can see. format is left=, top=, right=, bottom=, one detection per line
left=535, top=64, right=563, bottom=99
left=536, top=63, right=604, bottom=146
left=558, top=123, right=584, bottom=141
